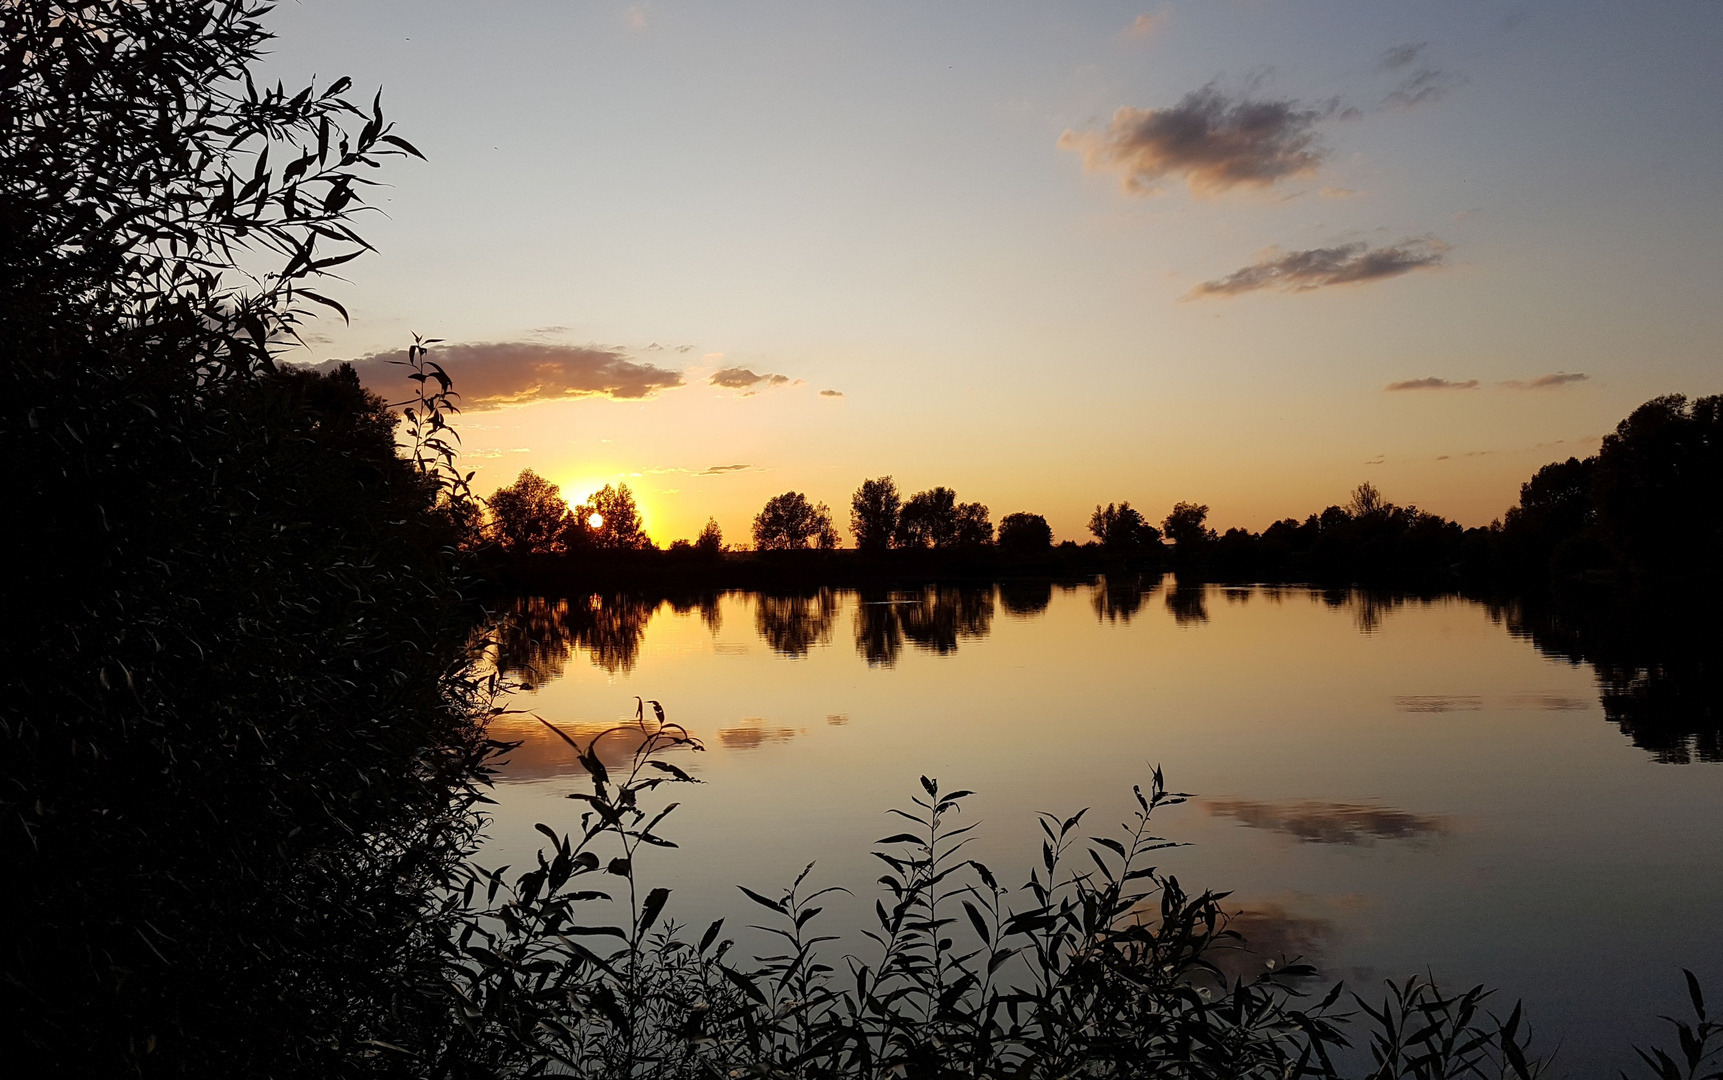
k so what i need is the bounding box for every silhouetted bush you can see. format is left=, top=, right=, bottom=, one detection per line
left=998, top=511, right=1055, bottom=553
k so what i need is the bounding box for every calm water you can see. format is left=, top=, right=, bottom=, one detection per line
left=482, top=579, right=1722, bottom=1071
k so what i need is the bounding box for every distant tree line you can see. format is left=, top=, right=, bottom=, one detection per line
left=485, top=393, right=1722, bottom=596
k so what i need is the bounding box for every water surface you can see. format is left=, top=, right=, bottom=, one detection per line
left=482, top=579, right=1722, bottom=1071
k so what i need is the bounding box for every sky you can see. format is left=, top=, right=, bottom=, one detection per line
left=267, top=1, right=1723, bottom=545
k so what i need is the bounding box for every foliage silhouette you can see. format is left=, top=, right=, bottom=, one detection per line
left=754, top=491, right=839, bottom=551
left=1090, top=502, right=1161, bottom=551
left=429, top=700, right=1723, bottom=1080
left=0, top=1, right=494, bottom=1072
left=573, top=483, right=654, bottom=551
left=999, top=511, right=1055, bottom=553
left=851, top=476, right=902, bottom=552
left=490, top=467, right=572, bottom=554
left=1163, top=501, right=1218, bottom=554
left=694, top=516, right=725, bottom=556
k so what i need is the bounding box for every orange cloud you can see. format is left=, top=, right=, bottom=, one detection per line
left=315, top=341, right=683, bottom=409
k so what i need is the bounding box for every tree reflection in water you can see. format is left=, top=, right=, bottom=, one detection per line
left=755, top=590, right=839, bottom=657
left=853, top=586, right=995, bottom=666
left=1164, top=579, right=1210, bottom=626
left=1495, top=598, right=1722, bottom=764
left=998, top=579, right=1054, bottom=617
left=1092, top=574, right=1157, bottom=623
left=496, top=594, right=658, bottom=682
left=494, top=584, right=1718, bottom=766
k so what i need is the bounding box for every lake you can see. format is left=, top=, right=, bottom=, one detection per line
left=481, top=578, right=1722, bottom=1071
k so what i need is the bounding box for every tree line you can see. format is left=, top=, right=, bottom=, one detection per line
left=487, top=391, right=1722, bottom=595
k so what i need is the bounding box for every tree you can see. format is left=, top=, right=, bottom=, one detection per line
left=1089, top=502, right=1159, bottom=550
left=576, top=483, right=652, bottom=550
left=998, top=512, right=1053, bottom=553
left=0, top=3, right=481, bottom=1072
left=1349, top=481, right=1387, bottom=518
left=851, top=476, right=901, bottom=552
left=1162, top=502, right=1216, bottom=549
left=488, top=468, right=570, bottom=554
left=897, top=487, right=960, bottom=548
left=955, top=501, right=994, bottom=546
left=753, top=492, right=836, bottom=550
left=695, top=517, right=725, bottom=556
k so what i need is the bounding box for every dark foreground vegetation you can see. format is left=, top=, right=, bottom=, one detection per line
left=4, top=2, right=1719, bottom=1076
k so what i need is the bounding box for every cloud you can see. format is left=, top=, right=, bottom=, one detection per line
left=313, top=341, right=683, bottom=409
left=1319, top=186, right=1361, bottom=199
left=1378, top=42, right=1428, bottom=71
left=1123, top=9, right=1169, bottom=39
left=1385, top=376, right=1478, bottom=391
left=1501, top=372, right=1588, bottom=390
left=1385, top=67, right=1460, bottom=109
left=819, top=389, right=844, bottom=398
left=698, top=463, right=754, bottom=476
left=710, top=366, right=792, bottom=393
left=1187, top=237, right=1446, bottom=298
left=1057, top=85, right=1331, bottom=196
left=1204, top=798, right=1448, bottom=845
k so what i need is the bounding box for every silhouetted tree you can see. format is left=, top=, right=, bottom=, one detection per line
left=489, top=468, right=570, bottom=554
left=1590, top=394, right=1723, bottom=589
left=1162, top=502, right=1216, bottom=551
left=1349, top=481, right=1387, bottom=517
left=695, top=517, right=725, bottom=556
left=1089, top=502, right=1160, bottom=551
left=955, top=500, right=994, bottom=546
left=573, top=482, right=652, bottom=550
left=851, top=476, right=901, bottom=552
left=753, top=491, right=836, bottom=550
left=897, top=487, right=960, bottom=548
left=0, top=3, right=486, bottom=1071
left=998, top=511, right=1054, bottom=553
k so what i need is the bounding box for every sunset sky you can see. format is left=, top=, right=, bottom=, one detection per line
left=272, top=1, right=1723, bottom=545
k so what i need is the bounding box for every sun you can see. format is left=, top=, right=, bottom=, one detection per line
left=587, top=512, right=603, bottom=530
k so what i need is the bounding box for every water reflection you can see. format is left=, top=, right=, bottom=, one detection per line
left=1496, top=598, right=1723, bottom=764
left=854, top=586, right=995, bottom=666
left=901, top=586, right=993, bottom=654
left=998, top=579, right=1053, bottom=617
left=1092, top=574, right=1156, bottom=623
left=1213, top=899, right=1342, bottom=982
left=1164, top=579, right=1209, bottom=626
left=1204, top=798, right=1447, bottom=846
left=497, top=594, right=656, bottom=681
left=496, top=582, right=1720, bottom=763
left=756, top=590, right=839, bottom=657
left=716, top=719, right=800, bottom=749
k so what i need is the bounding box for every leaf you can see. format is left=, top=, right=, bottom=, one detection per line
left=379, top=133, right=426, bottom=159
left=699, top=919, right=725, bottom=953
left=297, top=289, right=349, bottom=323
left=737, top=886, right=787, bottom=915
left=962, top=900, right=991, bottom=945
left=722, top=965, right=768, bottom=1005
left=639, top=887, right=670, bottom=934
